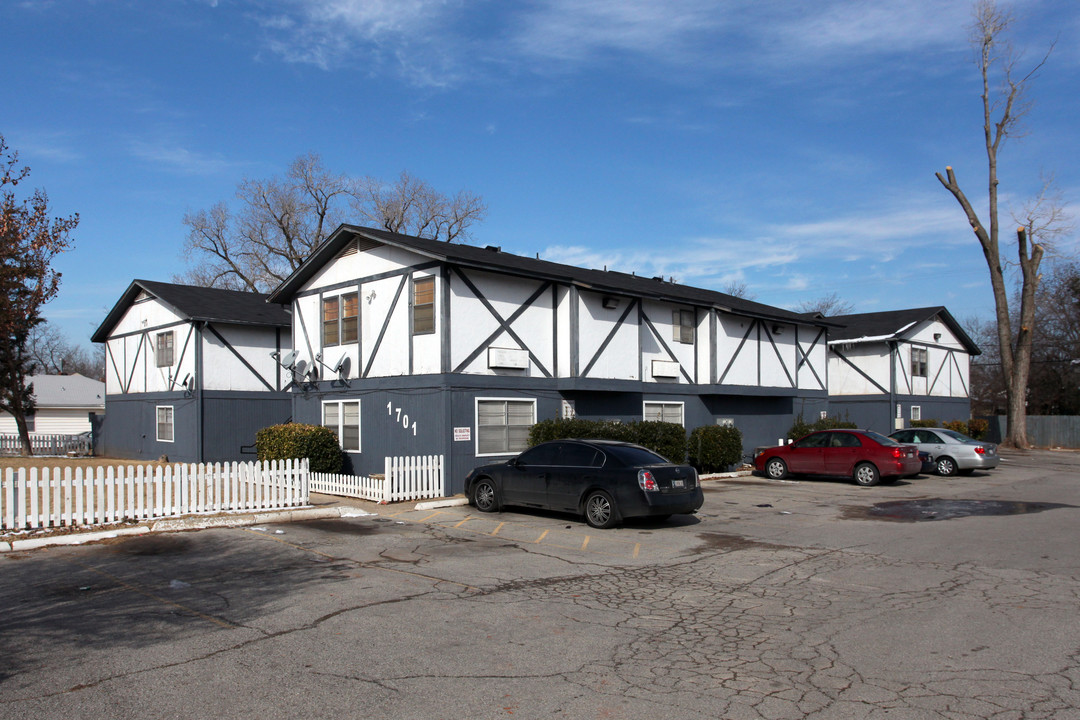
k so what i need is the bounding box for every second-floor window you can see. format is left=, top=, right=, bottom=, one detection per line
left=156, top=331, right=174, bottom=367
left=673, top=309, right=694, bottom=344
left=412, top=277, right=435, bottom=335
left=323, top=293, right=359, bottom=346
left=911, top=347, right=928, bottom=378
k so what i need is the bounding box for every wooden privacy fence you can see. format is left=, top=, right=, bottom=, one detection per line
left=311, top=455, right=445, bottom=503
left=1, top=459, right=309, bottom=531
left=0, top=433, right=93, bottom=457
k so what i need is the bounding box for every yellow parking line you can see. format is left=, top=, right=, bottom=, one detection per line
left=633, top=543, right=641, bottom=559
left=535, top=529, right=549, bottom=544
left=491, top=522, right=505, bottom=536
left=581, top=535, right=590, bottom=550
left=416, top=510, right=444, bottom=522
left=453, top=517, right=471, bottom=528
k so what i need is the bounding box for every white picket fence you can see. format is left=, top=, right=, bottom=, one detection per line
left=0, top=433, right=93, bottom=457
left=1, top=459, right=309, bottom=531
left=311, top=454, right=445, bottom=503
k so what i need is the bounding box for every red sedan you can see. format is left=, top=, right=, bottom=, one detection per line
left=754, top=429, right=922, bottom=487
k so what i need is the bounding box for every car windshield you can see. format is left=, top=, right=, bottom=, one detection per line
left=939, top=429, right=977, bottom=443
left=607, top=445, right=670, bottom=466
left=863, top=430, right=901, bottom=446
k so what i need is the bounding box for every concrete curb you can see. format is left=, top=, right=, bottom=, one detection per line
left=1, top=505, right=370, bottom=553
left=414, top=497, right=470, bottom=511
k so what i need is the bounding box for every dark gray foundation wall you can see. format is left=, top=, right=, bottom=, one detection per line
left=99, top=392, right=291, bottom=463
left=293, top=375, right=830, bottom=494
left=828, top=396, right=973, bottom=435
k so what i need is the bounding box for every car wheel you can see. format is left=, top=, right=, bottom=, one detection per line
left=936, top=456, right=958, bottom=477
left=765, top=457, right=788, bottom=480
left=472, top=479, right=499, bottom=512
left=853, top=462, right=880, bottom=487
left=584, top=490, right=617, bottom=529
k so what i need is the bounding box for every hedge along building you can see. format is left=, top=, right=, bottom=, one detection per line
left=266, top=225, right=834, bottom=493
left=92, top=280, right=293, bottom=462
left=825, top=307, right=980, bottom=433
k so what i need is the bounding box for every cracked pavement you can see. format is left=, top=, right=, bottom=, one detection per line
left=2, top=449, right=1079, bottom=719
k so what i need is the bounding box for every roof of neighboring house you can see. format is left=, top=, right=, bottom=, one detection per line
left=826, top=307, right=981, bottom=355
left=92, top=280, right=291, bottom=342
left=267, top=225, right=836, bottom=328
left=26, top=373, right=105, bottom=409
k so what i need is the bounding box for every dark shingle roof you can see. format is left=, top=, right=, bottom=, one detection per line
left=268, top=225, right=835, bottom=327
left=92, top=280, right=290, bottom=342
left=827, top=307, right=980, bottom=355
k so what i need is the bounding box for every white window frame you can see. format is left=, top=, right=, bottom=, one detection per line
left=643, top=401, right=684, bottom=426
left=475, top=397, right=536, bottom=457
left=910, top=405, right=922, bottom=422
left=323, top=400, right=361, bottom=452
left=156, top=405, right=174, bottom=443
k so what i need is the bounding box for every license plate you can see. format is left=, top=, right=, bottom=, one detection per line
left=672, top=479, right=685, bottom=489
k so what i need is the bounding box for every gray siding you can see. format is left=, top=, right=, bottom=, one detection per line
left=828, top=395, right=972, bottom=435
left=99, top=391, right=290, bottom=463
left=294, top=374, right=830, bottom=492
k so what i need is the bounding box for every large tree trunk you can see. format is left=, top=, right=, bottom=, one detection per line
left=13, top=411, right=33, bottom=457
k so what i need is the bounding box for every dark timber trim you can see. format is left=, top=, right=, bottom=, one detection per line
left=363, top=274, right=409, bottom=379
left=833, top=347, right=890, bottom=395
left=582, top=299, right=637, bottom=378
left=205, top=325, right=276, bottom=392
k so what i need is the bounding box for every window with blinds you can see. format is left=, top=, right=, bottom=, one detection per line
left=476, top=399, right=535, bottom=455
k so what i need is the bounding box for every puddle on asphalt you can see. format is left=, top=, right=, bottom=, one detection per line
left=289, top=519, right=384, bottom=535
left=112, top=535, right=193, bottom=555
left=842, top=498, right=1076, bottom=522
left=692, top=532, right=792, bottom=554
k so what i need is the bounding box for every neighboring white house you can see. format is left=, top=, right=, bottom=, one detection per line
left=266, top=224, right=835, bottom=489
left=0, top=373, right=104, bottom=435
left=825, top=307, right=980, bottom=433
left=91, top=280, right=293, bottom=463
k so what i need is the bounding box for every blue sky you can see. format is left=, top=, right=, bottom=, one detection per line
left=3, top=0, right=1078, bottom=349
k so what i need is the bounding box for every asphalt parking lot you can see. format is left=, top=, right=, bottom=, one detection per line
left=2, top=449, right=1079, bottom=719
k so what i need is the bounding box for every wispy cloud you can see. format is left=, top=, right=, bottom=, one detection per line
left=129, top=141, right=235, bottom=175
left=239, top=0, right=975, bottom=86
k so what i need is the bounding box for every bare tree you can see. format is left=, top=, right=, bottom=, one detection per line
left=721, top=279, right=755, bottom=300
left=0, top=133, right=79, bottom=455
left=935, top=0, right=1063, bottom=447
left=179, top=154, right=487, bottom=293
left=27, top=322, right=105, bottom=380
left=795, top=292, right=854, bottom=316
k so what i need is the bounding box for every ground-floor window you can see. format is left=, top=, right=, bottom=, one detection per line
left=476, top=398, right=535, bottom=456
left=644, top=401, right=684, bottom=426
left=156, top=406, right=174, bottom=442
left=910, top=405, right=922, bottom=422
left=323, top=400, right=361, bottom=452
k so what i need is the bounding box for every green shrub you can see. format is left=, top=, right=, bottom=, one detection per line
left=528, top=417, right=686, bottom=462
left=911, top=418, right=940, bottom=428
left=786, top=413, right=857, bottom=441
left=967, top=418, right=988, bottom=440
left=256, top=423, right=343, bottom=474
left=688, top=425, right=744, bottom=473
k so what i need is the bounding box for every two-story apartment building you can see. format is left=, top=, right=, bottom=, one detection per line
left=825, top=307, right=979, bottom=433
left=92, top=280, right=293, bottom=462
left=267, top=225, right=835, bottom=492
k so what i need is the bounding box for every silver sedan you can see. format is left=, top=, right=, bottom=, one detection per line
left=889, top=427, right=1000, bottom=476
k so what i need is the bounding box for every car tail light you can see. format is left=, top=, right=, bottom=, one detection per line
left=638, top=470, right=658, bottom=492
left=974, top=446, right=986, bottom=455
left=891, top=448, right=903, bottom=459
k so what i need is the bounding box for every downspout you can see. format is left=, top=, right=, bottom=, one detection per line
left=196, top=321, right=205, bottom=463
left=888, top=339, right=897, bottom=432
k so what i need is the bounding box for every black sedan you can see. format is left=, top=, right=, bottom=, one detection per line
left=463, top=439, right=704, bottom=529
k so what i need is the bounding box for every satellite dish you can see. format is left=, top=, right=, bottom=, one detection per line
left=331, top=355, right=348, bottom=374
left=184, top=374, right=195, bottom=392
left=279, top=350, right=298, bottom=369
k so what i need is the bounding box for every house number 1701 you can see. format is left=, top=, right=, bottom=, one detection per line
left=387, top=401, right=417, bottom=436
